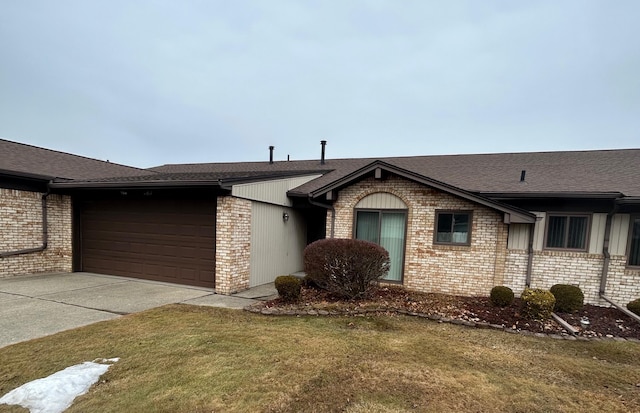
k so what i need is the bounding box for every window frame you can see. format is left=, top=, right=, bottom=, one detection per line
left=543, top=212, right=591, bottom=252
left=353, top=208, right=408, bottom=284
left=626, top=214, right=640, bottom=268
left=433, top=210, right=473, bottom=246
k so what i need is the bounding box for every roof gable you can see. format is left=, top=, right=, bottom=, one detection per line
left=308, top=160, right=536, bottom=223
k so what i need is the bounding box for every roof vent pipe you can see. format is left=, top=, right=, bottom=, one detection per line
left=269, top=146, right=274, bottom=164
left=520, top=170, right=526, bottom=182
left=320, top=140, right=327, bottom=165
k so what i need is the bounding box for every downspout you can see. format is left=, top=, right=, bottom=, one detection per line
left=0, top=186, right=50, bottom=258
left=599, top=203, right=619, bottom=296
left=525, top=222, right=534, bottom=287
left=308, top=196, right=335, bottom=238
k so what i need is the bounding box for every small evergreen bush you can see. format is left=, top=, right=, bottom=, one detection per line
left=521, top=288, right=556, bottom=320
left=303, top=238, right=390, bottom=299
left=274, top=275, right=301, bottom=302
left=490, top=286, right=514, bottom=307
left=627, top=298, right=640, bottom=316
left=550, top=284, right=584, bottom=313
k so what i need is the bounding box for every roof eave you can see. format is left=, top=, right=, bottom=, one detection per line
left=616, top=197, right=640, bottom=205
left=0, top=168, right=55, bottom=182
left=48, top=180, right=222, bottom=190
left=480, top=192, right=625, bottom=200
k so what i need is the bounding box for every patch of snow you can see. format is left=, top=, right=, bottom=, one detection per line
left=0, top=358, right=118, bottom=413
left=92, top=357, right=120, bottom=363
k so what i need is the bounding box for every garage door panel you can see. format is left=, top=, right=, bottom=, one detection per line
left=80, top=198, right=216, bottom=288
left=180, top=268, right=197, bottom=281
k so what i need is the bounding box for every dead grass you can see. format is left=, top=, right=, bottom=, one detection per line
left=1, top=304, right=639, bottom=413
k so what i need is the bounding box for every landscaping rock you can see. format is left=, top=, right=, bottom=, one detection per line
left=247, top=286, right=640, bottom=343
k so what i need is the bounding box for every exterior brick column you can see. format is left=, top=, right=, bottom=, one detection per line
left=215, top=196, right=251, bottom=294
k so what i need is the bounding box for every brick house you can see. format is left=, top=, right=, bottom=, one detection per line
left=1, top=139, right=639, bottom=307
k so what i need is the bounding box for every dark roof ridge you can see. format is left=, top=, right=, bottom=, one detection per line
left=388, top=147, right=640, bottom=157
left=0, top=137, right=153, bottom=174
left=150, top=147, right=640, bottom=169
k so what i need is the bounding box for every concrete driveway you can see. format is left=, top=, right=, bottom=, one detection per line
left=0, top=272, right=276, bottom=348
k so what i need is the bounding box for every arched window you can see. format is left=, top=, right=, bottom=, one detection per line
left=354, top=193, right=407, bottom=282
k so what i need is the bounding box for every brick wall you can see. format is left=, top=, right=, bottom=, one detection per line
left=505, top=249, right=640, bottom=306
left=606, top=258, right=640, bottom=305
left=504, top=250, right=528, bottom=294
left=328, top=176, right=508, bottom=297
left=531, top=251, right=605, bottom=305
left=215, top=196, right=251, bottom=294
left=0, top=189, right=72, bottom=276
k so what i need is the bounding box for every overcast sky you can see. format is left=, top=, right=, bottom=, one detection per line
left=1, top=1, right=638, bottom=168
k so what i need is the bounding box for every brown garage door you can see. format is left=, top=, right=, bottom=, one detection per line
left=80, top=198, right=216, bottom=288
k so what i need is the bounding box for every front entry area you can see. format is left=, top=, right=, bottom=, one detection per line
left=77, top=197, right=216, bottom=288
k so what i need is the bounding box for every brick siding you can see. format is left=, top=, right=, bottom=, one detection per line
left=505, top=249, right=640, bottom=306
left=0, top=189, right=72, bottom=276
left=606, top=259, right=640, bottom=305
left=328, top=176, right=508, bottom=297
left=215, top=196, right=251, bottom=294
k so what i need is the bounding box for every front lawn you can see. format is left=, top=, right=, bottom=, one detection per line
left=1, top=305, right=639, bottom=412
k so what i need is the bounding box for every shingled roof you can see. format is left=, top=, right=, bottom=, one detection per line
left=151, top=149, right=640, bottom=197
left=3, top=138, right=638, bottom=198
left=49, top=170, right=327, bottom=189
left=0, top=138, right=151, bottom=180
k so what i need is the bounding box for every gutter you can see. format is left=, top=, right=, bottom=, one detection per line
left=0, top=168, right=56, bottom=182
left=616, top=197, right=640, bottom=205
left=308, top=197, right=335, bottom=238
left=480, top=191, right=624, bottom=200
left=525, top=221, right=534, bottom=287
left=600, top=295, right=640, bottom=324
left=0, top=187, right=49, bottom=258
left=551, top=313, right=579, bottom=335
left=599, top=203, right=619, bottom=295
left=49, top=180, right=221, bottom=190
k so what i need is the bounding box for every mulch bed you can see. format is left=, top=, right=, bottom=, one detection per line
left=254, top=286, right=640, bottom=340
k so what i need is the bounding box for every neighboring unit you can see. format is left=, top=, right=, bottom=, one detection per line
left=1, top=139, right=638, bottom=306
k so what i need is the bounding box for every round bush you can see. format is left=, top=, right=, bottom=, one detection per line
left=627, top=298, right=640, bottom=316
left=274, top=275, right=301, bottom=302
left=521, top=288, right=556, bottom=320
left=550, top=284, right=584, bottom=313
left=303, top=238, right=390, bottom=299
left=490, top=286, right=514, bottom=307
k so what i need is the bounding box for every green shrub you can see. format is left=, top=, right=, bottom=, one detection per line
left=274, top=275, right=301, bottom=302
left=550, top=284, right=584, bottom=313
left=303, top=238, right=390, bottom=300
left=521, top=288, right=556, bottom=320
left=490, top=286, right=514, bottom=307
left=627, top=298, right=640, bottom=316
